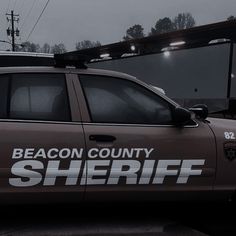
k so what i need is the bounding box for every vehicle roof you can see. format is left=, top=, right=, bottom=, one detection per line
left=0, top=66, right=136, bottom=80
left=0, top=51, right=54, bottom=57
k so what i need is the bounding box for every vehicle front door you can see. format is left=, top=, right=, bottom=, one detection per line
left=75, top=74, right=216, bottom=202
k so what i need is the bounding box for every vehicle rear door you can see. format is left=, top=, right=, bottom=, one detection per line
left=0, top=72, right=86, bottom=204
left=74, top=74, right=216, bottom=202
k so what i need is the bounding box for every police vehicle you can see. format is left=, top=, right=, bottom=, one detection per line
left=0, top=51, right=235, bottom=204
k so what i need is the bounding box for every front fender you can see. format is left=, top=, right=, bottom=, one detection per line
left=207, top=118, right=236, bottom=193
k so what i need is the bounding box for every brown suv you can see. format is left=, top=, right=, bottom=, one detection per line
left=0, top=51, right=235, bottom=204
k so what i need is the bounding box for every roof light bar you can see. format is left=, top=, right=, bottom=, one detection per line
left=54, top=54, right=88, bottom=69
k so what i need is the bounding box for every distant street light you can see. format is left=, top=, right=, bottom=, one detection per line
left=100, top=53, right=110, bottom=58
left=170, top=41, right=186, bottom=46
left=130, top=45, right=136, bottom=51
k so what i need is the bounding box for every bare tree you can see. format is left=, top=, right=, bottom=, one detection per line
left=20, top=41, right=41, bottom=52
left=51, top=43, right=67, bottom=54
left=172, top=13, right=196, bottom=30
left=41, top=43, right=51, bottom=53
left=76, top=40, right=101, bottom=50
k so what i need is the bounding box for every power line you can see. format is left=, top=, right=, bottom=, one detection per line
left=13, top=0, right=18, bottom=11
left=16, top=0, right=25, bottom=14
left=20, top=0, right=38, bottom=31
left=5, top=0, right=12, bottom=30
left=6, top=0, right=11, bottom=14
left=25, top=0, right=50, bottom=41
left=16, top=0, right=26, bottom=44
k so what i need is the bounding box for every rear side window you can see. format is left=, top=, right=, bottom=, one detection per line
left=0, top=74, right=71, bottom=122
left=80, top=75, right=173, bottom=124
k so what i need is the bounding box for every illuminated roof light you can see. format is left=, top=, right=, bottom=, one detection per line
left=170, top=41, right=186, bottom=47
left=164, top=51, right=170, bottom=57
left=100, top=53, right=110, bottom=58
left=130, top=45, right=136, bottom=51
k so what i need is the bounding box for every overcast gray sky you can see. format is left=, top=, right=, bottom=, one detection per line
left=0, top=0, right=236, bottom=51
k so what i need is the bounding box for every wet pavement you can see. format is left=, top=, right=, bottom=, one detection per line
left=0, top=202, right=234, bottom=236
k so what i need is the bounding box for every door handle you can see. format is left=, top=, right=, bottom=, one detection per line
left=89, top=135, right=116, bottom=142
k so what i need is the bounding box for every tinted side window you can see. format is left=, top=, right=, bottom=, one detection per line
left=10, top=74, right=71, bottom=121
left=80, top=75, right=173, bottom=124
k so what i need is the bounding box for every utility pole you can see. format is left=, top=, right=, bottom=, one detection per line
left=6, top=11, right=20, bottom=51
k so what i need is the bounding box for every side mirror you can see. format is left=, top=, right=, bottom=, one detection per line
left=173, top=107, right=191, bottom=126
left=189, top=104, right=208, bottom=120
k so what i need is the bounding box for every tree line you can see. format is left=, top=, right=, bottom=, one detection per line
left=14, top=13, right=236, bottom=53
left=15, top=40, right=101, bottom=54
left=124, top=12, right=195, bottom=40
left=123, top=14, right=236, bottom=40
